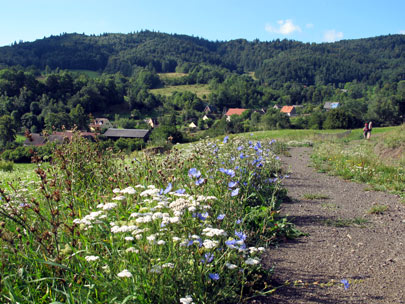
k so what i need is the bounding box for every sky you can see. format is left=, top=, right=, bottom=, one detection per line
left=1, top=0, right=404, bottom=47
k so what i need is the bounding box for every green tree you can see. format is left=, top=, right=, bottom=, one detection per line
left=0, top=115, right=17, bottom=146
left=70, top=104, right=89, bottom=130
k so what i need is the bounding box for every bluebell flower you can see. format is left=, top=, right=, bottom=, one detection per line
left=175, top=188, right=186, bottom=194
left=217, top=214, right=225, bottom=220
left=231, top=188, right=240, bottom=197
left=223, top=136, right=229, bottom=143
left=275, top=156, right=280, bottom=160
left=209, top=273, right=219, bottom=280
left=237, top=145, right=244, bottom=151
left=187, top=240, right=194, bottom=247
left=228, top=181, right=238, bottom=188
left=341, top=279, right=349, bottom=290
left=163, top=183, right=172, bottom=194
left=256, top=141, right=262, bottom=149
left=236, top=219, right=242, bottom=224
left=239, top=152, right=245, bottom=159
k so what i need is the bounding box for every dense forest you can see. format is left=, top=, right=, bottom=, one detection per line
left=1, top=31, right=404, bottom=86
left=0, top=31, right=404, bottom=158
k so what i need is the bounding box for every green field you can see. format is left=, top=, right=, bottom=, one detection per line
left=150, top=84, right=211, bottom=98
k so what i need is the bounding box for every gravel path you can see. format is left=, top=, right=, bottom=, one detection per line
left=258, top=147, right=405, bottom=304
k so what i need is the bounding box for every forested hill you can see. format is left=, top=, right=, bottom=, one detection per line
left=0, top=31, right=404, bottom=86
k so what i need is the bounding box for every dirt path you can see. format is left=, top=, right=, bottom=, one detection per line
left=258, top=147, right=405, bottom=304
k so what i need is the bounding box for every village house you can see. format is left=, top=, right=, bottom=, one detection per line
left=145, top=118, right=158, bottom=128
left=224, top=108, right=247, bottom=121
left=323, top=102, right=340, bottom=110
left=24, top=131, right=96, bottom=147
left=280, top=106, right=296, bottom=117
left=89, top=118, right=113, bottom=132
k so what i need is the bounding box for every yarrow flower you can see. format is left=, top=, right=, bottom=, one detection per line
left=180, top=295, right=194, bottom=304
left=117, top=269, right=132, bottom=278
left=85, top=255, right=99, bottom=262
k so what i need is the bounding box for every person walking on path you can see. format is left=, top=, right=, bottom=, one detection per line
left=367, top=121, right=373, bottom=139
left=363, top=122, right=369, bottom=139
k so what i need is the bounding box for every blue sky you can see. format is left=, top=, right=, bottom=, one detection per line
left=1, top=0, right=404, bottom=47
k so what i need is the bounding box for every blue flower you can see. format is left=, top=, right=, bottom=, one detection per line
left=239, top=152, right=245, bottom=159
left=236, top=219, right=242, bottom=224
left=188, top=168, right=201, bottom=179
left=228, top=181, right=238, bottom=188
left=198, top=212, right=209, bottom=221
left=235, top=231, right=246, bottom=241
left=201, top=253, right=214, bottom=264
left=341, top=279, right=349, bottom=290
left=217, top=214, right=226, bottom=220
left=175, top=188, right=186, bottom=194
left=223, top=136, right=229, bottom=143
left=231, top=188, right=240, bottom=197
left=163, top=183, right=172, bottom=194
left=187, top=240, right=194, bottom=247
left=195, top=178, right=205, bottom=186
left=209, top=273, right=220, bottom=280
left=237, top=145, right=244, bottom=151
left=225, top=239, right=236, bottom=246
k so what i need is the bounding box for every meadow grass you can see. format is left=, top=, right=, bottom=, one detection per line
left=0, top=134, right=296, bottom=303
left=150, top=84, right=211, bottom=98
left=158, top=72, right=188, bottom=80
left=311, top=125, right=405, bottom=198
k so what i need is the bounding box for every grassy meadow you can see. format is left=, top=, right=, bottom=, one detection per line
left=150, top=84, right=211, bottom=99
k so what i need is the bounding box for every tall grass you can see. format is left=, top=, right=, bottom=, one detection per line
left=0, top=134, right=296, bottom=303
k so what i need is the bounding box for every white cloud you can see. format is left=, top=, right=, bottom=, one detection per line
left=306, top=23, right=314, bottom=29
left=323, top=29, right=344, bottom=42
left=265, top=19, right=302, bottom=35
left=399, top=30, right=405, bottom=35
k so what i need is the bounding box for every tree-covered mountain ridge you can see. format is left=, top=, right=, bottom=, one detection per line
left=0, top=31, right=404, bottom=86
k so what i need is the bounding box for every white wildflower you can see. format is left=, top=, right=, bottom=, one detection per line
left=203, top=239, right=219, bottom=249
left=121, top=187, right=136, bottom=194
left=245, top=258, right=260, bottom=265
left=180, top=295, right=194, bottom=304
left=85, top=255, right=99, bottom=262
left=112, top=188, right=121, bottom=193
left=225, top=263, right=238, bottom=270
left=162, top=263, right=174, bottom=268
left=112, top=195, right=126, bottom=201
left=172, top=237, right=181, bottom=242
left=117, top=269, right=132, bottom=278
left=126, top=247, right=139, bottom=253
left=150, top=265, right=162, bottom=273
left=103, top=203, right=117, bottom=210
left=157, top=240, right=166, bottom=245
left=125, top=236, right=134, bottom=241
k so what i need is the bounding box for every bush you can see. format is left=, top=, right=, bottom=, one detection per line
left=0, top=159, right=13, bottom=171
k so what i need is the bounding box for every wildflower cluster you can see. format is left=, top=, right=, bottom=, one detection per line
left=0, top=135, right=294, bottom=303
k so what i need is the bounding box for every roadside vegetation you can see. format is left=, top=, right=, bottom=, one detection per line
left=311, top=125, right=405, bottom=199
left=0, top=134, right=299, bottom=303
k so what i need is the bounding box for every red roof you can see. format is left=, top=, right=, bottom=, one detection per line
left=225, top=108, right=247, bottom=116
left=280, top=106, right=295, bottom=113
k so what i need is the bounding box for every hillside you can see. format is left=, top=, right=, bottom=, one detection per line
left=0, top=31, right=404, bottom=86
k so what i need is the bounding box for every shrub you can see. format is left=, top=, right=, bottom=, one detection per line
left=0, top=159, right=13, bottom=171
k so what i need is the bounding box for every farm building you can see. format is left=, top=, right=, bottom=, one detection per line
left=103, top=128, right=150, bottom=141
left=24, top=131, right=96, bottom=146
